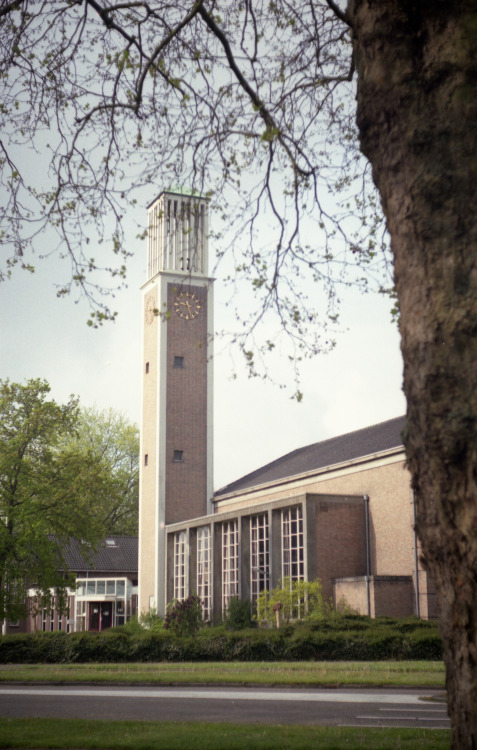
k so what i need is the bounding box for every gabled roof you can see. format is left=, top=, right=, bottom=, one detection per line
left=61, top=536, right=138, bottom=574
left=215, top=415, right=406, bottom=497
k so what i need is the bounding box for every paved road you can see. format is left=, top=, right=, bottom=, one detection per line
left=0, top=685, right=450, bottom=729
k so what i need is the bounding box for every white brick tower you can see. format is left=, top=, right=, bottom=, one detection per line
left=138, top=188, right=214, bottom=616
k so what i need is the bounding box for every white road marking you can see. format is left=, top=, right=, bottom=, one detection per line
left=357, top=715, right=449, bottom=722
left=381, top=707, right=448, bottom=713
left=0, top=687, right=429, bottom=704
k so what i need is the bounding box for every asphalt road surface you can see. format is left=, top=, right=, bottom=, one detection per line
left=0, top=685, right=450, bottom=729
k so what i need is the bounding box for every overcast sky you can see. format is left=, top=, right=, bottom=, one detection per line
left=0, top=211, right=405, bottom=490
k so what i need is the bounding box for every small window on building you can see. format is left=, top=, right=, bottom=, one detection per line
left=144, top=454, right=148, bottom=466
left=173, top=449, right=183, bottom=462
left=174, top=356, right=184, bottom=369
left=106, top=539, right=116, bottom=547
left=145, top=362, right=150, bottom=374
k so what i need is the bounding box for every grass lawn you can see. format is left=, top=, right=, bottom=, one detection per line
left=0, top=718, right=451, bottom=750
left=0, top=660, right=446, bottom=687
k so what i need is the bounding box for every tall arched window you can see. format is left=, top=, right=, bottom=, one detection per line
left=250, top=514, right=269, bottom=603
left=282, top=506, right=304, bottom=581
left=197, top=527, right=211, bottom=620
left=174, top=531, right=187, bottom=601
left=222, top=520, right=239, bottom=613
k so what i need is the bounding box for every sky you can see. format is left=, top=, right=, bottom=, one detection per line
left=0, top=213, right=405, bottom=490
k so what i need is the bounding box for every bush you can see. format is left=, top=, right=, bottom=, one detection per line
left=223, top=598, right=253, bottom=630
left=110, top=609, right=164, bottom=635
left=138, top=608, right=165, bottom=632
left=164, top=594, right=204, bottom=637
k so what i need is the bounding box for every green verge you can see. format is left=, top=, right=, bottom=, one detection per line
left=0, top=660, right=445, bottom=687
left=0, top=719, right=451, bottom=750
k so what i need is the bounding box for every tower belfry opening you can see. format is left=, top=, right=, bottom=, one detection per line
left=147, top=189, right=209, bottom=279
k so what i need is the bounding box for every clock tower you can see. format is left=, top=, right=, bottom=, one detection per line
left=138, top=188, right=214, bottom=616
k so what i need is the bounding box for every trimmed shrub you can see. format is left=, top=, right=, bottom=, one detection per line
left=0, top=614, right=442, bottom=663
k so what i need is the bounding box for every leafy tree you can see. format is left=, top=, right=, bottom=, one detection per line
left=256, top=578, right=332, bottom=627
left=0, top=378, right=103, bottom=621
left=1, top=2, right=476, bottom=745
left=72, top=407, right=139, bottom=536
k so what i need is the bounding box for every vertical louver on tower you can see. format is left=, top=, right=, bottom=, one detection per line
left=147, top=190, right=209, bottom=279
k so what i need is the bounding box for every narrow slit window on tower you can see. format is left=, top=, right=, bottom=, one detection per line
left=145, top=362, right=150, bottom=374
left=144, top=454, right=149, bottom=466
left=173, top=450, right=184, bottom=463
left=174, top=356, right=184, bottom=369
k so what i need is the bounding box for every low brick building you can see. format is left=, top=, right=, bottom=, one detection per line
left=165, top=415, right=437, bottom=621
left=5, top=536, right=138, bottom=635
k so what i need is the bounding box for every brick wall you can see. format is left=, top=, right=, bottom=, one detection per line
left=333, top=578, right=369, bottom=614
left=333, top=576, right=413, bottom=617
left=165, top=282, right=208, bottom=524
left=371, top=576, right=414, bottom=617
left=311, top=496, right=367, bottom=600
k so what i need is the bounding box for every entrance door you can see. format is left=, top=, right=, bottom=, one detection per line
left=89, top=602, right=113, bottom=631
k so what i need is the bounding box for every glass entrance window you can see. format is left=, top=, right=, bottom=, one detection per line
left=75, top=578, right=132, bottom=630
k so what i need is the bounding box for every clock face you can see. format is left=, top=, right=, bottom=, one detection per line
left=174, top=291, right=201, bottom=320
left=145, top=296, right=156, bottom=324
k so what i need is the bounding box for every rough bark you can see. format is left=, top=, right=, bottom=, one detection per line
left=348, top=1, right=477, bottom=746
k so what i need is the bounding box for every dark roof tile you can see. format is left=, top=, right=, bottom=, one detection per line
left=215, top=415, right=405, bottom=497
left=61, top=536, right=138, bottom=574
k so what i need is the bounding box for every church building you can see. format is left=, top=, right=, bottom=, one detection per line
left=138, top=189, right=437, bottom=622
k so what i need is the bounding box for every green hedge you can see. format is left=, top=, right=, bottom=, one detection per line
left=0, top=616, right=442, bottom=663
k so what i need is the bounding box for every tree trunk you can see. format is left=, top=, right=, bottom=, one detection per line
left=348, top=1, right=477, bottom=747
